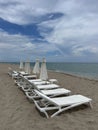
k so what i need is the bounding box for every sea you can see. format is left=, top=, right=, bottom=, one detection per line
left=2, top=62, right=98, bottom=80
left=46, top=62, right=98, bottom=80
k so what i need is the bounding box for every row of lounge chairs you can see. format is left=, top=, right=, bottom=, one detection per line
left=8, top=69, right=93, bottom=118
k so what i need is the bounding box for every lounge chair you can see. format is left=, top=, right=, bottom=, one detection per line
left=21, top=83, right=33, bottom=92
left=30, top=81, right=50, bottom=85
left=35, top=84, right=60, bottom=90
left=28, top=79, right=42, bottom=82
left=28, top=78, right=58, bottom=84
left=41, top=88, right=71, bottom=96
left=15, top=73, right=36, bottom=85
left=8, top=68, right=18, bottom=78
left=8, top=68, right=17, bottom=76
left=25, top=84, right=60, bottom=97
left=17, top=76, right=58, bottom=92
left=25, top=88, right=71, bottom=100
left=12, top=71, right=19, bottom=79
left=14, top=71, right=29, bottom=83
left=23, top=83, right=60, bottom=93
left=26, top=79, right=50, bottom=86
left=34, top=90, right=92, bottom=118
left=49, top=79, right=58, bottom=84
left=18, top=71, right=29, bottom=76
left=16, top=77, right=48, bottom=91
left=23, top=75, right=37, bottom=80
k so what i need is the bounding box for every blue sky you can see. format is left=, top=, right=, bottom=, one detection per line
left=0, top=0, right=98, bottom=62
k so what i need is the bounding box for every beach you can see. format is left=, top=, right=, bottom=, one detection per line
left=0, top=63, right=98, bottom=130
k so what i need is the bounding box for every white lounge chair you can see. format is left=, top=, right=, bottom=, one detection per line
left=14, top=71, right=29, bottom=82
left=18, top=75, right=37, bottom=86
left=28, top=78, right=58, bottom=84
left=15, top=73, right=35, bottom=86
left=17, top=76, right=57, bottom=92
left=21, top=84, right=33, bottom=92
left=28, top=80, right=50, bottom=86
left=35, top=84, right=60, bottom=90
left=28, top=79, right=42, bottom=82
left=17, top=78, right=49, bottom=91
left=12, top=71, right=19, bottom=79
left=24, top=75, right=37, bottom=80
left=49, top=79, right=58, bottom=84
left=34, top=90, right=92, bottom=118
left=41, top=88, right=71, bottom=96
left=8, top=68, right=18, bottom=78
left=19, top=71, right=29, bottom=76
left=26, top=88, right=71, bottom=100
left=25, top=84, right=60, bottom=97
left=32, top=81, right=50, bottom=85
left=23, top=83, right=60, bottom=93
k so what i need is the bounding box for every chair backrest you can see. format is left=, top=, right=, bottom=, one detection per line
left=34, top=90, right=58, bottom=106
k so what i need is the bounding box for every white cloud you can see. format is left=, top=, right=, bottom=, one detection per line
left=39, top=14, right=98, bottom=43
left=0, top=0, right=98, bottom=61
left=0, top=0, right=60, bottom=25
left=0, top=30, right=61, bottom=61
left=38, top=12, right=98, bottom=60
left=0, top=0, right=98, bottom=25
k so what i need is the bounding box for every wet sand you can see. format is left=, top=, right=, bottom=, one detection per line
left=0, top=63, right=98, bottom=130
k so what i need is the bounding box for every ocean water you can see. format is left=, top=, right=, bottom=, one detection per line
left=46, top=62, right=98, bottom=80
left=4, top=62, right=98, bottom=80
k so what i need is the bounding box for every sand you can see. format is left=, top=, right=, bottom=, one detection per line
left=0, top=63, right=98, bottom=130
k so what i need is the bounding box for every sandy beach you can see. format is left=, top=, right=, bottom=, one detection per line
left=0, top=63, right=98, bottom=130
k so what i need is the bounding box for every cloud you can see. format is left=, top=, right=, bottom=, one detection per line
left=0, top=0, right=98, bottom=62
left=0, top=0, right=63, bottom=25
left=0, top=0, right=98, bottom=25
left=37, top=1, right=98, bottom=61
left=0, top=30, right=62, bottom=61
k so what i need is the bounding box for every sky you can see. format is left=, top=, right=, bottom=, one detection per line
left=0, top=0, right=98, bottom=62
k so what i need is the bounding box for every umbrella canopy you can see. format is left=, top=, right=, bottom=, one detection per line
left=24, top=60, right=31, bottom=74
left=19, top=61, right=24, bottom=70
left=40, top=58, right=48, bottom=80
left=33, top=59, right=40, bottom=74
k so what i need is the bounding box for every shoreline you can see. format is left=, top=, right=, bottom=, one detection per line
left=49, top=69, right=98, bottom=82
left=1, top=62, right=98, bottom=82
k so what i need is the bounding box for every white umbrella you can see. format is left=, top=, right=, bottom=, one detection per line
left=19, top=61, right=24, bottom=70
left=40, top=58, right=48, bottom=80
left=24, top=60, right=31, bottom=74
left=33, top=59, right=40, bottom=74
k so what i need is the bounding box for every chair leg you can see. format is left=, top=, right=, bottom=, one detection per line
left=89, top=101, right=93, bottom=109
left=51, top=102, right=91, bottom=118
